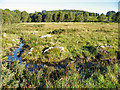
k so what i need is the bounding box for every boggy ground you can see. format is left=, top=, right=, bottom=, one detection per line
left=2, top=22, right=118, bottom=63
left=1, top=22, right=120, bottom=88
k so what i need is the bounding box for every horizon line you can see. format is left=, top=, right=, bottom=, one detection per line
left=1, top=8, right=118, bottom=14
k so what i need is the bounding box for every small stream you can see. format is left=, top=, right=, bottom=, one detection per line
left=7, top=38, right=64, bottom=71
left=7, top=38, right=102, bottom=71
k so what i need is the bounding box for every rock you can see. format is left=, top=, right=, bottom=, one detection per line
left=43, top=47, right=54, bottom=53
left=28, top=47, right=34, bottom=54
left=30, top=47, right=34, bottom=52
left=3, top=33, right=6, bottom=37
left=12, top=39, right=16, bottom=42
left=39, top=34, right=52, bottom=38
left=31, top=33, right=35, bottom=34
left=43, top=46, right=64, bottom=53
left=55, top=46, right=64, bottom=51
left=100, top=45, right=105, bottom=48
left=100, top=44, right=112, bottom=49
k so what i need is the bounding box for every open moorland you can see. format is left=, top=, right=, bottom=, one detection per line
left=1, top=22, right=120, bottom=88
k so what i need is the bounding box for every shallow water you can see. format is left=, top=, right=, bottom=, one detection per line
left=7, top=39, right=99, bottom=72
left=7, top=38, right=64, bottom=70
left=7, top=43, right=24, bottom=63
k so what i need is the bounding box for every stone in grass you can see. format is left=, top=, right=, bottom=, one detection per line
left=39, top=34, right=52, bottom=38
left=99, top=44, right=112, bottom=49
left=3, top=33, right=6, bottom=37
left=43, top=46, right=64, bottom=53
left=12, top=39, right=16, bottom=42
left=31, top=32, right=35, bottom=34
left=28, top=47, right=34, bottom=54
left=12, top=39, right=19, bottom=42
left=100, top=45, right=105, bottom=48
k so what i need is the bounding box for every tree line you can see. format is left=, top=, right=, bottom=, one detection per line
left=1, top=9, right=120, bottom=25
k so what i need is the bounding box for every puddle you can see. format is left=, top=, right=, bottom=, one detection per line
left=7, top=38, right=103, bottom=71
left=7, top=38, right=65, bottom=71
left=7, top=38, right=25, bottom=63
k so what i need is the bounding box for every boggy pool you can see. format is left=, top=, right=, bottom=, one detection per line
left=7, top=38, right=65, bottom=71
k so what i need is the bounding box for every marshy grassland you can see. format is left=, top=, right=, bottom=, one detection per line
left=1, top=22, right=120, bottom=88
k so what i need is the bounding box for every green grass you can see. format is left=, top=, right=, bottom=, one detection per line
left=1, top=22, right=120, bottom=88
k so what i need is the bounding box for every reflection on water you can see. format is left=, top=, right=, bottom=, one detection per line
left=7, top=43, right=24, bottom=63
left=7, top=38, right=64, bottom=71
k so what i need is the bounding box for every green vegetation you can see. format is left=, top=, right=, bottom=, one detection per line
left=1, top=22, right=120, bottom=88
left=1, top=9, right=120, bottom=25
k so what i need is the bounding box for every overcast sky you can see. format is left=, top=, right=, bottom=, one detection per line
left=0, top=0, right=119, bottom=14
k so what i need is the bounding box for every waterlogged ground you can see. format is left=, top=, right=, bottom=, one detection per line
left=1, top=22, right=120, bottom=88
left=2, top=22, right=118, bottom=63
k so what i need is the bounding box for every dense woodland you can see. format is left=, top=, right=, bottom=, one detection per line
left=0, top=9, right=120, bottom=25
